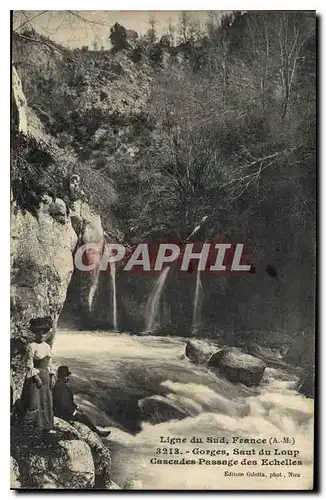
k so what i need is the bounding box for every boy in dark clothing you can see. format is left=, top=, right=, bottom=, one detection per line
left=52, top=365, right=111, bottom=438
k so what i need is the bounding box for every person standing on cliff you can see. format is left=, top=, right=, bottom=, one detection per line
left=52, top=366, right=111, bottom=438
left=18, top=317, right=56, bottom=438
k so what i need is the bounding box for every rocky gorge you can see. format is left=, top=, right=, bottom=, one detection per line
left=10, top=12, right=315, bottom=490
left=11, top=67, right=117, bottom=489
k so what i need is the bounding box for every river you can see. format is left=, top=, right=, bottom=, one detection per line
left=52, top=330, right=314, bottom=490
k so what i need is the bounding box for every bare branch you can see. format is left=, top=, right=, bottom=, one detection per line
left=65, top=11, right=111, bottom=28
left=14, top=10, right=48, bottom=31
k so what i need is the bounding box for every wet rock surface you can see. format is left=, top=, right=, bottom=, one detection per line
left=185, top=339, right=220, bottom=365
left=138, top=395, right=188, bottom=424
left=208, top=347, right=266, bottom=387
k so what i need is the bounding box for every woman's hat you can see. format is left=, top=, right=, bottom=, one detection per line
left=29, top=316, right=53, bottom=334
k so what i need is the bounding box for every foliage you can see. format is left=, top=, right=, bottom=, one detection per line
left=11, top=12, right=316, bottom=344
left=11, top=133, right=67, bottom=210
left=110, top=23, right=128, bottom=51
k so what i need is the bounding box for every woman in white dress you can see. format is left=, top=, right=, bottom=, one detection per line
left=19, top=317, right=56, bottom=437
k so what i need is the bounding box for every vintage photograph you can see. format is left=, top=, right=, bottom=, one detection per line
left=10, top=10, right=316, bottom=490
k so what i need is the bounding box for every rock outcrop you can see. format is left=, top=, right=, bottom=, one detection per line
left=11, top=417, right=115, bottom=489
left=71, top=421, right=111, bottom=488
left=58, top=200, right=105, bottom=327
left=10, top=63, right=115, bottom=493
left=12, top=66, right=27, bottom=134
left=73, top=201, right=104, bottom=316
left=138, top=395, right=188, bottom=424
left=10, top=198, right=78, bottom=397
left=185, top=339, right=219, bottom=365
left=10, top=66, right=106, bottom=394
left=208, top=347, right=266, bottom=387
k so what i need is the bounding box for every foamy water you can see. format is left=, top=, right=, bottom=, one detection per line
left=110, top=262, right=118, bottom=331
left=192, top=267, right=203, bottom=334
left=52, top=331, right=314, bottom=490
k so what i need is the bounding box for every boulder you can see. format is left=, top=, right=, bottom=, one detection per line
left=71, top=421, right=111, bottom=488
left=11, top=417, right=114, bottom=489
left=53, top=417, right=82, bottom=440
left=208, top=347, right=266, bottom=387
left=50, top=439, right=94, bottom=488
left=138, top=395, right=188, bottom=424
left=12, top=436, right=94, bottom=489
left=185, top=339, right=218, bottom=365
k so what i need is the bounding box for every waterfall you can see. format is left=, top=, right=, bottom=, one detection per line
left=145, top=267, right=170, bottom=333
left=88, top=268, right=100, bottom=314
left=192, top=266, right=203, bottom=335
left=110, top=262, right=118, bottom=331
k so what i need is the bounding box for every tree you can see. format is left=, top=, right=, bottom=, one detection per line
left=127, top=71, right=226, bottom=238
left=159, top=35, right=171, bottom=48
left=177, top=12, right=192, bottom=44
left=275, top=11, right=315, bottom=120
left=110, top=22, right=128, bottom=51
left=238, top=11, right=315, bottom=120
left=177, top=12, right=204, bottom=46
left=167, top=19, right=176, bottom=46
left=146, top=15, right=157, bottom=44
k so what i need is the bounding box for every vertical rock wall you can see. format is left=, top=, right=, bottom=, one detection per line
left=10, top=66, right=106, bottom=394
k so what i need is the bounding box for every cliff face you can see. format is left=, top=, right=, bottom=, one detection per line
left=10, top=67, right=105, bottom=394
left=10, top=195, right=106, bottom=395
left=10, top=67, right=115, bottom=490
left=10, top=198, right=77, bottom=391
left=11, top=66, right=27, bottom=134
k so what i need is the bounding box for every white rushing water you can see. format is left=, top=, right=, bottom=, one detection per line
left=53, top=331, right=314, bottom=490
left=88, top=269, right=100, bottom=314
left=192, top=267, right=203, bottom=335
left=145, top=267, right=170, bottom=333
left=110, top=262, right=118, bottom=331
